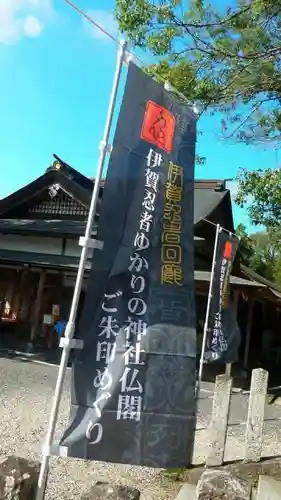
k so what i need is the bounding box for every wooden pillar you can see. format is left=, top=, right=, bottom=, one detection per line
left=0, top=270, right=12, bottom=319
left=0, top=275, right=8, bottom=319
left=55, top=272, right=64, bottom=313
left=30, top=270, right=46, bottom=341
left=18, top=270, right=29, bottom=320
left=21, top=271, right=34, bottom=322
left=243, top=296, right=255, bottom=369
left=10, top=270, right=21, bottom=316
left=5, top=278, right=16, bottom=317
left=225, top=289, right=240, bottom=376
left=13, top=269, right=28, bottom=320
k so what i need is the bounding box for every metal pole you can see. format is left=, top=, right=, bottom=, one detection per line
left=35, top=40, right=128, bottom=500
left=197, top=224, right=221, bottom=396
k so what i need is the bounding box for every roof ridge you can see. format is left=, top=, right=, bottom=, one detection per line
left=241, top=264, right=281, bottom=294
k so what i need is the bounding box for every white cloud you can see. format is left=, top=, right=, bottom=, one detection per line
left=84, top=10, right=119, bottom=42
left=0, top=0, right=53, bottom=44
left=24, top=15, right=43, bottom=37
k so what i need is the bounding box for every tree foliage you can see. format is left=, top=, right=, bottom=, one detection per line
left=235, top=223, right=255, bottom=266
left=116, top=0, right=281, bottom=143
left=236, top=223, right=281, bottom=284
left=235, top=167, right=281, bottom=228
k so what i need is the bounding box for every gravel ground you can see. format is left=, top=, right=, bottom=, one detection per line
left=1, top=356, right=281, bottom=499
left=0, top=356, right=180, bottom=500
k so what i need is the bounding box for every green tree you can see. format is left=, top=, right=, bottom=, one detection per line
left=235, top=223, right=254, bottom=266
left=249, top=231, right=276, bottom=280
left=237, top=225, right=281, bottom=284
left=235, top=167, right=281, bottom=228
left=116, top=0, right=281, bottom=143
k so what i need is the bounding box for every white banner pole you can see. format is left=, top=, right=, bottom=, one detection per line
left=197, top=223, right=221, bottom=396
left=36, top=40, right=128, bottom=500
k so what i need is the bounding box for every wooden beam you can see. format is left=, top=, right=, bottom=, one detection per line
left=30, top=270, right=46, bottom=341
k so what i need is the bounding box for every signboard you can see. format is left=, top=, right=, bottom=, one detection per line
left=60, top=63, right=197, bottom=468
left=204, top=230, right=240, bottom=362
left=43, top=314, right=52, bottom=326
left=52, top=304, right=60, bottom=316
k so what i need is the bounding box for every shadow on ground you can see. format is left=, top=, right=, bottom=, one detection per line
left=0, top=345, right=74, bottom=366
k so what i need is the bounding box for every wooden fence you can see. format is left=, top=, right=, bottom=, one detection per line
left=192, top=368, right=281, bottom=466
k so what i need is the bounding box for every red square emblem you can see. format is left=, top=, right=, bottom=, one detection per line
left=223, top=241, right=233, bottom=259
left=141, top=101, right=175, bottom=153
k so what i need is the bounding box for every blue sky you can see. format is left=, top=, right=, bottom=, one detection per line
left=0, top=0, right=278, bottom=231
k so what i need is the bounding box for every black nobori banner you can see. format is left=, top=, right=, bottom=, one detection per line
left=204, top=229, right=240, bottom=363
left=60, top=63, right=197, bottom=468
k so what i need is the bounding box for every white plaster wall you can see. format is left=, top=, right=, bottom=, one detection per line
left=0, top=234, right=62, bottom=255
